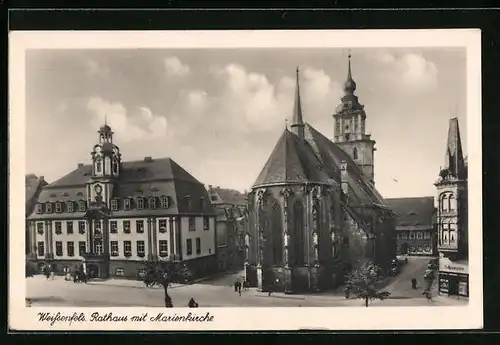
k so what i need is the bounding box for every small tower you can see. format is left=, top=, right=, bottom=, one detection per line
left=290, top=67, right=305, bottom=140
left=88, top=119, right=121, bottom=207
left=435, top=117, right=468, bottom=260
left=332, top=52, right=376, bottom=184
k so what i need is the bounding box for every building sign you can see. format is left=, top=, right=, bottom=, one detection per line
left=439, top=258, right=469, bottom=275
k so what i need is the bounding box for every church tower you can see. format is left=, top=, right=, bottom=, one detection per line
left=290, top=67, right=305, bottom=140
left=87, top=119, right=122, bottom=208
left=435, top=117, right=468, bottom=260
left=332, top=53, right=376, bottom=184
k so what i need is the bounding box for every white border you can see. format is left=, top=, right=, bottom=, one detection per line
left=9, top=29, right=483, bottom=331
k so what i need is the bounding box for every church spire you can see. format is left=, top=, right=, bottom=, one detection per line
left=343, top=52, right=357, bottom=94
left=291, top=66, right=305, bottom=140
left=442, top=117, right=466, bottom=180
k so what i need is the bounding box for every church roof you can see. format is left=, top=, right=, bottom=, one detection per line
left=253, top=129, right=331, bottom=187
left=28, top=157, right=215, bottom=219
left=208, top=187, right=247, bottom=206
left=385, top=196, right=436, bottom=231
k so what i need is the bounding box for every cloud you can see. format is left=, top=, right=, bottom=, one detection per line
left=164, top=56, right=191, bottom=76
left=86, top=97, right=168, bottom=142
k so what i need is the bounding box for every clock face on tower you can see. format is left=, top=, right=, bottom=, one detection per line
left=94, top=184, right=103, bottom=194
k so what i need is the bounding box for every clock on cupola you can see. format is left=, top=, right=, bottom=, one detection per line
left=88, top=120, right=122, bottom=207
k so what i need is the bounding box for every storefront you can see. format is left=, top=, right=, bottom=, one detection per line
left=438, top=258, right=469, bottom=298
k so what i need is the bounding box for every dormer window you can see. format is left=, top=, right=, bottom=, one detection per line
left=148, top=197, right=156, bottom=209
left=137, top=197, right=144, bottom=210
left=111, top=199, right=119, bottom=211
left=67, top=201, right=74, bottom=213
left=55, top=202, right=62, bottom=213
left=124, top=198, right=131, bottom=211
left=160, top=196, right=169, bottom=209
left=78, top=200, right=86, bottom=212
left=46, top=202, right=53, bottom=213
left=36, top=203, right=43, bottom=214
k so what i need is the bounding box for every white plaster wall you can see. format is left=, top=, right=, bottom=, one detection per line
left=109, top=217, right=149, bottom=261
left=181, top=216, right=215, bottom=260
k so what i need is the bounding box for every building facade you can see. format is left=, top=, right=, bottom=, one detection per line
left=207, top=186, right=247, bottom=271
left=435, top=118, right=469, bottom=298
left=385, top=197, right=437, bottom=256
left=26, top=174, right=48, bottom=255
left=245, top=59, right=397, bottom=294
left=27, top=124, right=217, bottom=280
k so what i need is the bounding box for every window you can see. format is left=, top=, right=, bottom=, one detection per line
left=110, top=221, right=118, bottom=233
left=424, top=231, right=431, bottom=239
left=135, top=220, right=144, bottom=233
left=55, top=241, right=63, bottom=256
left=196, top=237, right=201, bottom=255
left=96, top=159, right=102, bottom=173
left=417, top=231, right=423, bottom=239
left=111, top=199, right=118, bottom=211
left=409, top=232, right=416, bottom=239
left=124, top=241, right=132, bottom=256
left=400, top=232, right=408, bottom=240
left=203, top=217, right=210, bottom=230
left=67, top=241, right=74, bottom=257
left=123, top=221, right=131, bottom=234
left=46, top=203, right=52, bottom=213
left=137, top=241, right=145, bottom=257
left=37, top=242, right=44, bottom=256
left=36, top=204, right=43, bottom=214
left=55, top=222, right=62, bottom=235
left=159, top=219, right=167, bottom=233
left=55, top=202, right=62, bottom=213
left=160, top=196, right=169, bottom=208
left=115, top=268, right=124, bottom=276
left=186, top=238, right=193, bottom=255
left=159, top=240, right=168, bottom=257
left=78, top=221, right=85, bottom=234
left=37, top=222, right=44, bottom=235
left=66, top=221, right=74, bottom=234
left=137, top=197, right=144, bottom=210
left=110, top=241, right=119, bottom=256
left=124, top=198, right=131, bottom=211
left=441, top=194, right=449, bottom=212
left=67, top=201, right=74, bottom=213
left=353, top=147, right=358, bottom=160
left=209, top=248, right=211, bottom=254
left=79, top=241, right=86, bottom=256
left=189, top=217, right=196, bottom=231
left=79, top=201, right=86, bottom=212
left=210, top=195, right=217, bottom=201
left=148, top=197, right=156, bottom=209
left=448, top=194, right=455, bottom=211
left=95, top=220, right=101, bottom=234
left=112, top=160, right=118, bottom=174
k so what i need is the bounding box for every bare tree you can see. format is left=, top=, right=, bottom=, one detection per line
left=143, top=259, right=192, bottom=308
left=345, top=261, right=391, bottom=307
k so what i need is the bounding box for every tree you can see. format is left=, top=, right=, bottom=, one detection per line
left=142, top=259, right=192, bottom=308
left=345, top=261, right=391, bottom=307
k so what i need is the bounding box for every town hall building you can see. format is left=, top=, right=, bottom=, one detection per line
left=27, top=123, right=217, bottom=280
left=244, top=56, right=398, bottom=294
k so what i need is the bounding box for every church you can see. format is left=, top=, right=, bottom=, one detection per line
left=27, top=123, right=218, bottom=280
left=244, top=56, right=398, bottom=293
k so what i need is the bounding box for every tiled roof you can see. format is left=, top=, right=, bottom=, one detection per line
left=28, top=157, right=215, bottom=219
left=385, top=196, right=435, bottom=230
left=253, top=129, right=331, bottom=187
left=25, top=174, right=48, bottom=216
left=209, top=187, right=247, bottom=206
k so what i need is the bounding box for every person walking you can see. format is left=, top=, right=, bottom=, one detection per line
left=411, top=278, right=418, bottom=289
left=237, top=281, right=242, bottom=296
left=45, top=265, right=50, bottom=280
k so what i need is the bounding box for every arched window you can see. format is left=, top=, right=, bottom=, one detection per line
left=441, top=194, right=448, bottom=212
left=271, top=202, right=283, bottom=266
left=448, top=194, right=455, bottom=211
left=95, top=158, right=102, bottom=173
left=293, top=201, right=305, bottom=265
left=112, top=159, right=118, bottom=174
left=353, top=147, right=358, bottom=160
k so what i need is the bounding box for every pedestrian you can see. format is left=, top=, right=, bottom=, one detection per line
left=411, top=278, right=417, bottom=289
left=237, top=281, right=242, bottom=296
left=344, top=286, right=350, bottom=299
left=234, top=281, right=238, bottom=293
left=188, top=297, right=198, bottom=308
left=45, top=265, right=50, bottom=280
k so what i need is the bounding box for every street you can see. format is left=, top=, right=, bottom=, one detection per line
left=26, top=263, right=467, bottom=308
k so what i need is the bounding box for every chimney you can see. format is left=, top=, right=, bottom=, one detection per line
left=39, top=176, right=45, bottom=181
left=77, top=163, right=84, bottom=168
left=144, top=156, right=153, bottom=162
left=340, top=160, right=349, bottom=196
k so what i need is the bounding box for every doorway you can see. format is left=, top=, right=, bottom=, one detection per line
left=448, top=277, right=459, bottom=296
left=87, top=264, right=99, bottom=279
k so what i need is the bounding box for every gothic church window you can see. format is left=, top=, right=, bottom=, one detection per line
left=271, top=202, right=283, bottom=266
left=293, top=201, right=305, bottom=265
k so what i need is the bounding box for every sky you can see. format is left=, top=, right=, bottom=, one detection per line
left=25, top=47, right=467, bottom=198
